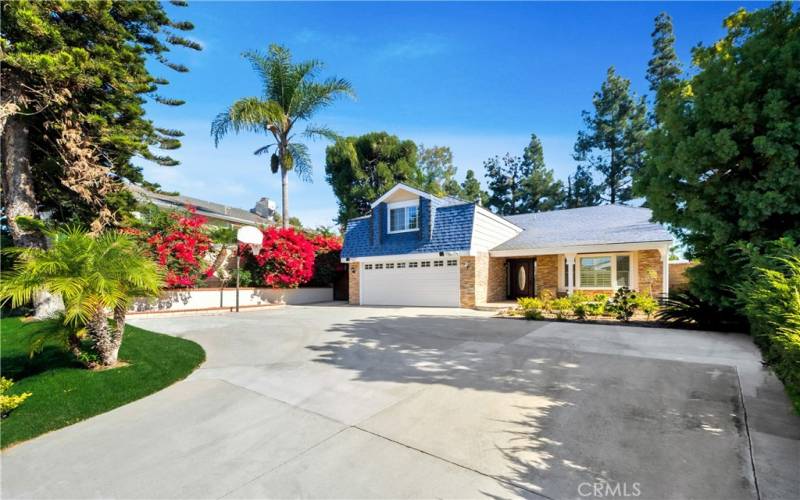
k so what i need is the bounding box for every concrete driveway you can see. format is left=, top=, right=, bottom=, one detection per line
left=2, top=304, right=798, bottom=499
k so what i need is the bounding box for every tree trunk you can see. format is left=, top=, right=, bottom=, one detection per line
left=89, top=308, right=117, bottom=367
left=280, top=164, right=289, bottom=229
left=1, top=115, right=64, bottom=318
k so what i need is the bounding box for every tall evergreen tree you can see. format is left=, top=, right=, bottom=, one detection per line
left=635, top=3, right=800, bottom=309
left=646, top=12, right=682, bottom=93
left=325, top=132, right=420, bottom=225
left=573, top=67, right=648, bottom=205
left=1, top=0, right=202, bottom=238
left=461, top=169, right=488, bottom=206
left=564, top=165, right=602, bottom=208
left=520, top=134, right=565, bottom=212
left=484, top=154, right=530, bottom=215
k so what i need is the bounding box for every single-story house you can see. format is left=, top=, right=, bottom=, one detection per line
left=341, top=183, right=673, bottom=308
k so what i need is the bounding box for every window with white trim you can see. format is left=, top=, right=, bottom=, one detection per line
left=374, top=263, right=383, bottom=270
left=447, top=259, right=457, bottom=266
left=397, top=262, right=406, bottom=269
left=364, top=264, right=373, bottom=270
left=434, top=260, right=443, bottom=267
left=421, top=261, right=431, bottom=268
left=408, top=262, right=418, bottom=268
left=388, top=202, right=419, bottom=233
left=386, top=263, right=394, bottom=269
left=575, top=254, right=632, bottom=289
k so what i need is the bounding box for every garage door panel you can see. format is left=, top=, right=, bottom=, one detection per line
left=362, top=260, right=459, bottom=307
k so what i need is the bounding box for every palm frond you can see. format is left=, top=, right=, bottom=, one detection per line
left=253, top=144, right=275, bottom=156
left=211, top=99, right=285, bottom=146
left=291, top=77, right=355, bottom=120
left=302, top=124, right=340, bottom=142
left=288, top=143, right=313, bottom=183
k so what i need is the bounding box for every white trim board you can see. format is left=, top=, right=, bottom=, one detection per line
left=370, top=183, right=432, bottom=208
left=490, top=240, right=672, bottom=257
left=342, top=251, right=468, bottom=263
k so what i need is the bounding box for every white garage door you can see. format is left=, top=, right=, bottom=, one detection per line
left=361, top=257, right=460, bottom=307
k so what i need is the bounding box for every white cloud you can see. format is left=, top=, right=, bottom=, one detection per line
left=375, top=34, right=451, bottom=60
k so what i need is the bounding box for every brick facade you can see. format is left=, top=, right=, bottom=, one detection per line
left=348, top=262, right=360, bottom=305
left=637, top=249, right=664, bottom=297
left=459, top=256, right=476, bottom=308
left=487, top=257, right=508, bottom=302
left=535, top=254, right=559, bottom=297
left=669, top=261, right=694, bottom=292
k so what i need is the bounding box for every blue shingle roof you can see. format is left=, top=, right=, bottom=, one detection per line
left=493, top=205, right=672, bottom=251
left=341, top=202, right=475, bottom=258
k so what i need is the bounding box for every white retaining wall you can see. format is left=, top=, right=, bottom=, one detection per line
left=130, top=287, right=333, bottom=313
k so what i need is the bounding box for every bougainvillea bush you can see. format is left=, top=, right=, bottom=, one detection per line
left=242, top=227, right=343, bottom=288
left=125, top=206, right=213, bottom=288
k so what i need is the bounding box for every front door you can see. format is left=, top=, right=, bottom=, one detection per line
left=509, top=259, right=534, bottom=298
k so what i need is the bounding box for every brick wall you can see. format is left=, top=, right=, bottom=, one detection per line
left=459, top=256, right=476, bottom=308
left=669, top=261, right=695, bottom=292
left=487, top=257, right=508, bottom=302
left=348, top=262, right=360, bottom=305
left=637, top=249, right=664, bottom=297
left=535, top=254, right=558, bottom=297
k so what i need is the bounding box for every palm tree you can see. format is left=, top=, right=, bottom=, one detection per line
left=1, top=228, right=162, bottom=367
left=211, top=44, right=354, bottom=228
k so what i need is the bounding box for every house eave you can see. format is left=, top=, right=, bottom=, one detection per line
left=489, top=240, right=673, bottom=257
left=341, top=250, right=469, bottom=263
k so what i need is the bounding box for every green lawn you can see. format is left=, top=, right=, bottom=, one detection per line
left=1, top=317, right=205, bottom=448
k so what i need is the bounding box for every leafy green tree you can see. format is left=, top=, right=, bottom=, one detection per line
left=417, top=145, right=461, bottom=197
left=1, top=0, right=202, bottom=239
left=461, top=169, right=488, bottom=205
left=325, top=132, right=421, bottom=224
left=635, top=3, right=800, bottom=309
left=1, top=228, right=162, bottom=367
left=646, top=12, right=682, bottom=93
left=574, top=67, right=648, bottom=204
left=211, top=44, right=354, bottom=228
left=520, top=134, right=565, bottom=212
left=564, top=165, right=602, bottom=208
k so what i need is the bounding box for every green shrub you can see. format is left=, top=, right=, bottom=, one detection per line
left=635, top=294, right=660, bottom=319
left=524, top=309, right=545, bottom=320
left=735, top=240, right=800, bottom=413
left=549, top=297, right=572, bottom=320
left=574, top=303, right=588, bottom=320
left=517, top=297, right=543, bottom=311
left=657, top=290, right=744, bottom=330
left=1, top=377, right=31, bottom=417
left=584, top=301, right=604, bottom=318
left=609, top=287, right=638, bottom=322
left=568, top=291, right=590, bottom=307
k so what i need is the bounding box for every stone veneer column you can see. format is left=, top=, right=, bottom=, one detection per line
left=459, top=256, right=476, bottom=308
left=534, top=255, right=559, bottom=297
left=348, top=262, right=360, bottom=305
left=636, top=250, right=664, bottom=297
left=487, top=257, right=508, bottom=302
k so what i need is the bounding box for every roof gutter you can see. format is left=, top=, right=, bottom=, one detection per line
left=489, top=240, right=673, bottom=257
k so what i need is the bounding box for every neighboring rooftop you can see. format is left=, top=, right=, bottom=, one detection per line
left=127, top=184, right=272, bottom=226
left=493, top=204, right=672, bottom=251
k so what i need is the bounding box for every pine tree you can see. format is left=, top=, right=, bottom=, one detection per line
left=646, top=12, right=682, bottom=93
left=461, top=169, right=488, bottom=205
left=565, top=165, right=602, bottom=208
left=484, top=154, right=531, bottom=215
left=520, top=134, right=565, bottom=212
left=573, top=67, right=648, bottom=205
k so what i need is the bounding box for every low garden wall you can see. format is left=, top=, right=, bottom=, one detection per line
left=129, top=287, right=333, bottom=314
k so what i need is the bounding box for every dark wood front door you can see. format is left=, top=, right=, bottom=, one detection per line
left=509, top=259, right=535, bottom=298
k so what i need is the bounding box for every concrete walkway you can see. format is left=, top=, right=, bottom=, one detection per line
left=2, top=304, right=798, bottom=499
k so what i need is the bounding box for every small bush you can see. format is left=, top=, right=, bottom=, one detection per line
left=574, top=303, right=588, bottom=320
left=609, top=287, right=638, bottom=322
left=584, top=301, right=605, bottom=318
left=657, top=291, right=743, bottom=330
left=550, top=297, right=573, bottom=320
left=635, top=294, right=660, bottom=319
left=517, top=297, right=543, bottom=311
left=1, top=377, right=31, bottom=417
left=568, top=291, right=590, bottom=307
left=524, top=309, right=545, bottom=320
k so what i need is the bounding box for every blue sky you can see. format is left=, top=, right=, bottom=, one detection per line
left=139, top=1, right=764, bottom=228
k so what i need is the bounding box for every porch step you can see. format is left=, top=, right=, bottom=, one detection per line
left=475, top=301, right=517, bottom=312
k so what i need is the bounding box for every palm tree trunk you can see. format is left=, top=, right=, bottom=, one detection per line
left=280, top=164, right=289, bottom=229
left=89, top=308, right=117, bottom=367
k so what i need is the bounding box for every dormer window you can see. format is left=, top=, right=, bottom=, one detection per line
left=388, top=201, right=419, bottom=233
